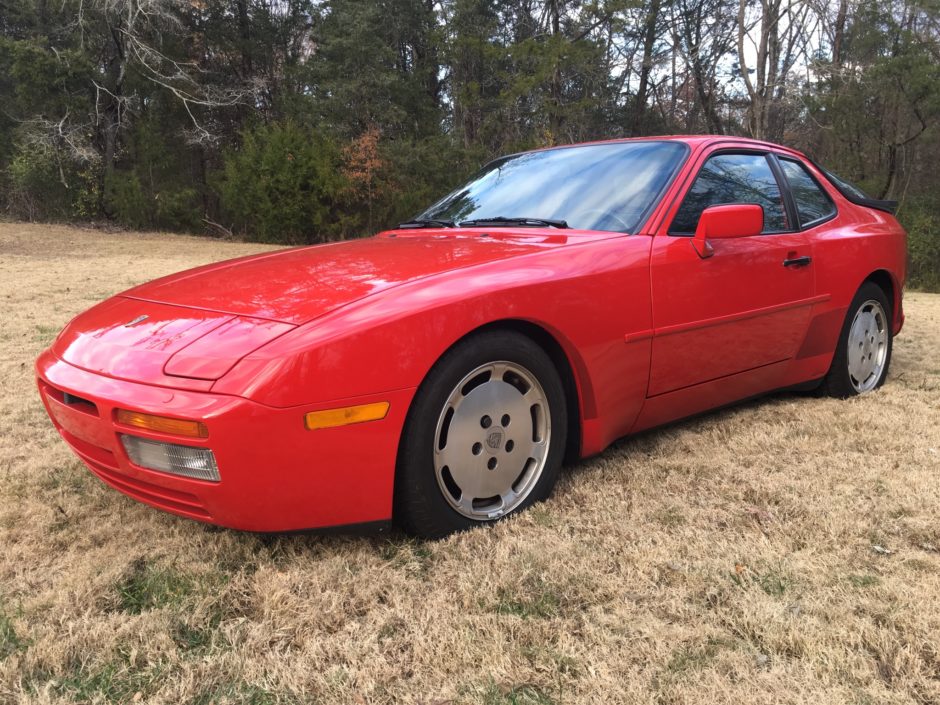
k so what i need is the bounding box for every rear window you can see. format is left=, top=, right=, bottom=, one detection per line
left=815, top=163, right=898, bottom=215
left=823, top=169, right=870, bottom=200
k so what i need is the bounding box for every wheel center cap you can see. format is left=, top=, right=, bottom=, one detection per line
left=485, top=428, right=504, bottom=452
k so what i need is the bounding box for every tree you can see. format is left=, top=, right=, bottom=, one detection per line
left=736, top=0, right=817, bottom=141
left=669, top=0, right=737, bottom=134
left=631, top=0, right=663, bottom=136
left=0, top=0, right=939, bottom=293
left=308, top=0, right=444, bottom=139
left=805, top=0, right=940, bottom=199
left=218, top=122, right=345, bottom=243
left=341, top=126, right=390, bottom=232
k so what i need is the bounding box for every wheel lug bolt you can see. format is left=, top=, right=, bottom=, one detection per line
left=505, top=440, right=514, bottom=452
left=501, top=414, right=510, bottom=427
left=472, top=442, right=483, bottom=455
left=481, top=415, right=492, bottom=429
left=487, top=457, right=498, bottom=470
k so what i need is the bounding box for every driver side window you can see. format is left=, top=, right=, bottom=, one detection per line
left=669, top=153, right=789, bottom=235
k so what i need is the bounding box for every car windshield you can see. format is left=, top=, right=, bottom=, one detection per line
left=416, top=140, right=688, bottom=234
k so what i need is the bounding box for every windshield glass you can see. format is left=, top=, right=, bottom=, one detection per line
left=416, top=140, right=688, bottom=233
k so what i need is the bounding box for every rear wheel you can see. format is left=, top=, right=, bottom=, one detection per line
left=821, top=282, right=893, bottom=398
left=395, top=330, right=567, bottom=538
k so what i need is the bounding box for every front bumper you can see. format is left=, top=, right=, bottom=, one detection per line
left=36, top=349, right=415, bottom=532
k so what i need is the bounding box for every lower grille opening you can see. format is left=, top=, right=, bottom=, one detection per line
left=63, top=391, right=94, bottom=407
left=43, top=382, right=99, bottom=416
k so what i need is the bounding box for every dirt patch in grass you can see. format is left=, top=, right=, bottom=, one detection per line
left=1, top=222, right=939, bottom=703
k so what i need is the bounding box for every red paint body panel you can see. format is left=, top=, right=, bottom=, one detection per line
left=121, top=234, right=581, bottom=324
left=37, top=349, right=411, bottom=530
left=647, top=231, right=815, bottom=395
left=162, top=317, right=295, bottom=381
left=36, top=136, right=908, bottom=532
left=53, top=298, right=233, bottom=388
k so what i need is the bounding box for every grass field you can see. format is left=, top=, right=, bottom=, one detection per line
left=1, top=222, right=938, bottom=705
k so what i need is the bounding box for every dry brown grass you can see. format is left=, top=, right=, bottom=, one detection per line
left=1, top=222, right=939, bottom=705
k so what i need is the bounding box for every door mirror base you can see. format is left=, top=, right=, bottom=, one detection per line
left=691, top=237, right=714, bottom=259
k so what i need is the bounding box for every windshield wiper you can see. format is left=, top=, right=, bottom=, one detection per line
left=397, top=218, right=456, bottom=229
left=458, top=216, right=569, bottom=229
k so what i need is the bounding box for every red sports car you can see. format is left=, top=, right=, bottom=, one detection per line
left=36, top=136, right=906, bottom=537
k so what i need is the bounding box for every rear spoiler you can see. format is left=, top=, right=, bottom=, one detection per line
left=808, top=158, right=898, bottom=215
left=852, top=197, right=898, bottom=216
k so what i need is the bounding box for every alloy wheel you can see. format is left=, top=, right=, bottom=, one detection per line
left=847, top=299, right=888, bottom=393
left=433, top=361, right=551, bottom=520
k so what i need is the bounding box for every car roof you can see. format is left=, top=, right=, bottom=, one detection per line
left=515, top=134, right=808, bottom=161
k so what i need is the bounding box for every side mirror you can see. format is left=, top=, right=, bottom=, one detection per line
left=692, top=204, right=764, bottom=258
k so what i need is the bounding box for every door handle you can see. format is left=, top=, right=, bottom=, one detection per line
left=783, top=255, right=812, bottom=268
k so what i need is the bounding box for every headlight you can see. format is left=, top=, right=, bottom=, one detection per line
left=163, top=316, right=295, bottom=381
left=120, top=434, right=220, bottom=482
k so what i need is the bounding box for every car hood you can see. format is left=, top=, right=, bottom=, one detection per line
left=120, top=229, right=598, bottom=325
left=51, top=229, right=610, bottom=387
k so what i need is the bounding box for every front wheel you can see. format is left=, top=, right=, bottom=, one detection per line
left=395, top=330, right=567, bottom=538
left=821, top=282, right=893, bottom=398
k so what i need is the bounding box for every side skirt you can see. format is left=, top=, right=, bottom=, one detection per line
left=628, top=359, right=790, bottom=435
left=251, top=519, right=394, bottom=538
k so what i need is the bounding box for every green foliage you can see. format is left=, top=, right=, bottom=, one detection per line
left=114, top=561, right=195, bottom=614
left=666, top=636, right=739, bottom=676
left=0, top=0, right=936, bottom=293
left=55, top=657, right=167, bottom=704
left=492, top=576, right=563, bottom=619
left=107, top=173, right=201, bottom=232
left=479, top=682, right=556, bottom=705
left=309, top=0, right=443, bottom=140
left=104, top=116, right=203, bottom=231
left=369, top=134, right=483, bottom=228
left=0, top=31, right=98, bottom=220
left=106, top=174, right=150, bottom=229
left=72, top=165, right=103, bottom=220
left=172, top=610, right=223, bottom=652
left=6, top=148, right=73, bottom=220
left=218, top=122, right=346, bottom=243
left=0, top=607, right=23, bottom=660
left=187, top=683, right=294, bottom=705
left=804, top=2, right=940, bottom=202
left=900, top=200, right=940, bottom=291
left=5, top=141, right=97, bottom=221
left=848, top=574, right=881, bottom=588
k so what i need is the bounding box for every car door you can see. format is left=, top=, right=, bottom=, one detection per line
left=647, top=148, right=816, bottom=396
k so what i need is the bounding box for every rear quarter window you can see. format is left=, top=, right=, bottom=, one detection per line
left=779, top=158, right=836, bottom=227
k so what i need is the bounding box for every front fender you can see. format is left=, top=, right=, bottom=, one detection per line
left=213, top=236, right=656, bottom=456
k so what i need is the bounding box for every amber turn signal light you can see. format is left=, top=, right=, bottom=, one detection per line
left=115, top=409, right=209, bottom=438
left=304, top=402, right=390, bottom=431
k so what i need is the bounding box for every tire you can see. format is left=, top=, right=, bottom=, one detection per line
left=395, top=330, right=568, bottom=538
left=820, top=282, right=893, bottom=398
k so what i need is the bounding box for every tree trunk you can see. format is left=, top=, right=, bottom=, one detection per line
left=99, top=21, right=126, bottom=214
left=631, top=0, right=662, bottom=136
left=418, top=0, right=442, bottom=109
left=236, top=0, right=253, bottom=77
left=548, top=0, right=563, bottom=143
left=832, top=0, right=847, bottom=66
left=691, top=58, right=724, bottom=134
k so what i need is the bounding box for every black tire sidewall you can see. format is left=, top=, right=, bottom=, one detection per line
left=395, top=330, right=568, bottom=538
left=823, top=282, right=893, bottom=398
